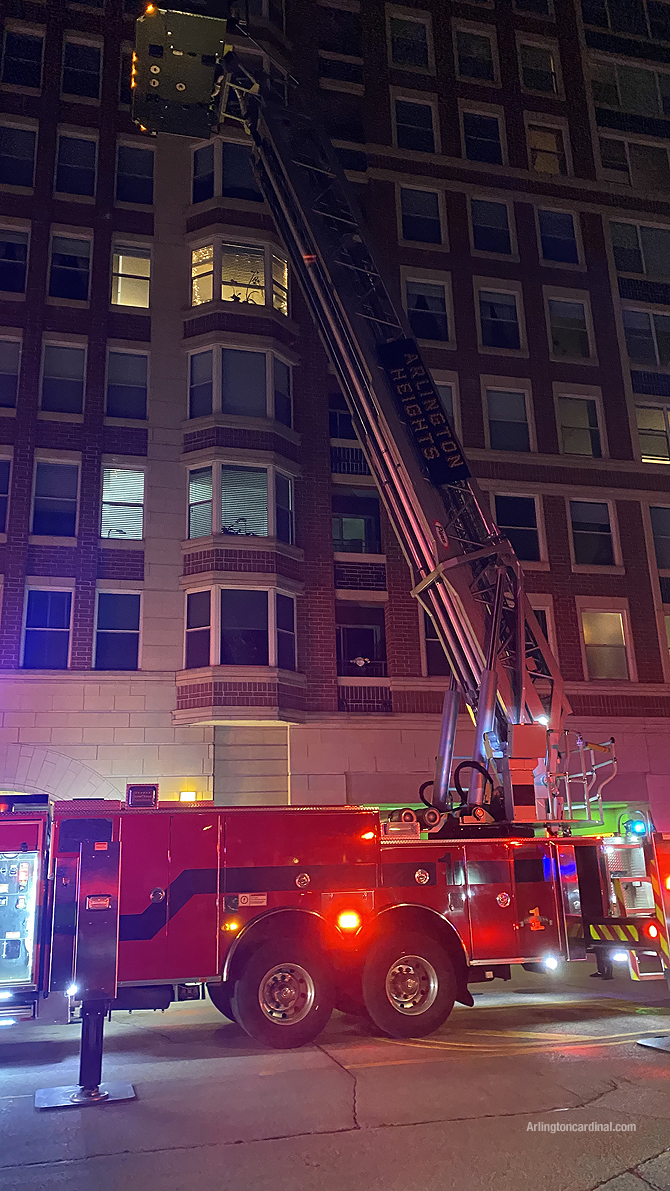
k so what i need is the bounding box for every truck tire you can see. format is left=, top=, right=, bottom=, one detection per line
left=362, top=931, right=456, bottom=1038
left=207, top=981, right=235, bottom=1022
left=230, top=937, right=335, bottom=1049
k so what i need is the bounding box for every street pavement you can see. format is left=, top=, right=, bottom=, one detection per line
left=2, top=964, right=670, bottom=1191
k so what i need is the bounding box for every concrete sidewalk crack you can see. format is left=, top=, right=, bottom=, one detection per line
left=315, top=1043, right=360, bottom=1129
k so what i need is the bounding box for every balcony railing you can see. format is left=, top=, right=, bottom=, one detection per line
left=332, top=537, right=382, bottom=555
left=337, top=659, right=387, bottom=678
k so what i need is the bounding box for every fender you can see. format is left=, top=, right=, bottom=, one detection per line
left=221, top=907, right=331, bottom=982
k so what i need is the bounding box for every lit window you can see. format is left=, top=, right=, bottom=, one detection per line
left=0, top=125, right=35, bottom=187
left=650, top=506, right=670, bottom=568
left=32, top=462, right=78, bottom=537
left=41, top=345, right=85, bottom=414
left=272, top=254, right=288, bottom=314
left=221, top=242, right=265, bottom=305
left=463, top=112, right=502, bottom=164
left=538, top=210, right=578, bottom=263
left=495, top=494, right=540, bottom=560
left=570, top=500, right=614, bottom=565
left=581, top=610, right=628, bottom=680
left=48, top=236, right=90, bottom=302
left=471, top=199, right=511, bottom=254
left=188, top=467, right=212, bottom=538
left=400, top=188, right=441, bottom=243
left=221, top=588, right=268, bottom=665
left=23, top=590, right=71, bottom=669
left=189, top=350, right=213, bottom=418
left=56, top=136, right=96, bottom=197
left=395, top=99, right=435, bottom=153
left=480, top=291, right=521, bottom=350
left=191, top=245, right=214, bottom=306
left=62, top=42, right=101, bottom=100
left=520, top=43, right=557, bottom=92
left=116, top=144, right=154, bottom=204
left=390, top=16, right=430, bottom=69
left=185, top=590, right=211, bottom=669
left=111, top=246, right=150, bottom=308
left=106, top=352, right=147, bottom=419
left=457, top=32, right=494, bottom=81
left=1, top=31, right=43, bottom=88
left=95, top=593, right=140, bottom=670
left=548, top=299, right=590, bottom=358
left=332, top=488, right=381, bottom=553
left=527, top=125, right=566, bottom=175
left=487, top=389, right=529, bottom=450
left=558, top=397, right=601, bottom=457
left=0, top=340, right=19, bottom=407
left=406, top=280, right=448, bottom=340
left=221, top=466, right=267, bottom=537
left=101, top=469, right=144, bottom=540
left=636, top=405, right=670, bottom=463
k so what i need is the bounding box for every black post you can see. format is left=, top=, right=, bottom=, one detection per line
left=78, top=1000, right=107, bottom=1094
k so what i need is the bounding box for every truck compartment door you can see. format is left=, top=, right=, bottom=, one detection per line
left=512, top=842, right=561, bottom=959
left=465, top=843, right=517, bottom=961
left=117, top=814, right=170, bottom=982
left=166, top=813, right=220, bottom=980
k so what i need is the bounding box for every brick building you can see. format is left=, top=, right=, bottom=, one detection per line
left=0, top=0, right=669, bottom=814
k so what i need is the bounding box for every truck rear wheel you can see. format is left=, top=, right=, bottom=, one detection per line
left=231, top=937, right=335, bottom=1049
left=362, top=930, right=456, bottom=1038
left=207, top=981, right=235, bottom=1022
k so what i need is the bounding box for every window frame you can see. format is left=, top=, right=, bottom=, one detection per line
left=30, top=456, right=80, bottom=541
left=386, top=5, right=435, bottom=75
left=517, top=35, right=563, bottom=97
left=396, top=183, right=447, bottom=248
left=591, top=55, right=670, bottom=120
left=39, top=338, right=87, bottom=418
left=53, top=129, right=98, bottom=202
left=525, top=115, right=572, bottom=177
left=491, top=490, right=547, bottom=564
left=110, top=240, right=152, bottom=310
left=1, top=24, right=45, bottom=93
left=554, top=384, right=608, bottom=459
left=576, top=597, right=636, bottom=683
left=0, top=119, right=37, bottom=192
left=186, top=460, right=296, bottom=544
left=391, top=88, right=441, bottom=154
left=104, top=346, right=149, bottom=421
left=467, top=193, right=517, bottom=261
left=401, top=266, right=455, bottom=348
left=186, top=343, right=294, bottom=425
left=93, top=588, right=142, bottom=672
left=635, top=401, right=670, bottom=463
left=535, top=206, right=584, bottom=268
left=47, top=231, right=92, bottom=306
left=598, top=133, right=670, bottom=188
left=60, top=36, right=102, bottom=103
left=482, top=376, right=536, bottom=453
left=22, top=585, right=74, bottom=671
left=190, top=136, right=265, bottom=207
left=610, top=217, right=670, bottom=280
left=0, top=222, right=30, bottom=297
left=475, top=281, right=527, bottom=357
left=621, top=305, right=670, bottom=370
left=100, top=466, right=146, bottom=542
left=115, top=139, right=155, bottom=208
left=567, top=496, right=623, bottom=572
left=544, top=287, right=597, bottom=364
left=454, top=22, right=500, bottom=86
left=459, top=101, right=507, bottom=166
left=189, top=235, right=290, bottom=316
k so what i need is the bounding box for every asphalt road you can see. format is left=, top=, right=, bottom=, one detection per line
left=3, top=965, right=670, bottom=1191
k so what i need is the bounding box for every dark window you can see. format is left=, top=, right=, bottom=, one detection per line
left=457, top=31, right=494, bottom=80
left=538, top=210, right=578, bottom=263
left=222, top=142, right=262, bottom=201
left=62, top=42, right=101, bottom=99
left=0, top=230, right=28, bottom=292
left=189, top=350, right=213, bottom=418
left=95, top=593, right=140, bottom=670
left=400, top=188, right=441, bottom=243
left=558, top=397, right=601, bottom=457
left=58, top=818, right=112, bottom=852
left=487, top=389, right=530, bottom=451
left=651, top=506, right=670, bottom=568
left=106, top=352, right=147, bottom=419
left=390, top=17, right=429, bottom=68
left=329, top=393, right=355, bottom=439
left=276, top=592, right=296, bottom=670
left=319, top=6, right=362, bottom=56
left=463, top=112, right=502, bottom=164
left=119, top=51, right=132, bottom=105
left=274, top=358, right=291, bottom=427
left=649, top=0, right=670, bottom=38
left=116, top=145, right=154, bottom=205
left=56, top=136, right=96, bottom=197
left=193, top=143, right=214, bottom=203
left=23, top=590, right=71, bottom=669
left=471, top=199, right=510, bottom=254
left=275, top=473, right=293, bottom=545
left=220, top=588, right=268, bottom=665
left=0, top=459, right=10, bottom=530
left=336, top=604, right=386, bottom=677
left=41, top=345, right=85, bottom=414
left=0, top=125, right=35, bottom=187
left=424, top=612, right=449, bottom=675
left=221, top=348, right=266, bottom=416
left=1, top=32, right=43, bottom=89
left=532, top=607, right=549, bottom=640
left=570, top=500, right=614, bottom=565
left=466, top=860, right=510, bottom=884
left=189, top=468, right=212, bottom=538
left=520, top=44, right=557, bottom=92
left=332, top=488, right=381, bottom=553
left=0, top=340, right=19, bottom=408
left=324, top=91, right=364, bottom=143
left=32, top=462, right=78, bottom=537
left=407, top=281, right=448, bottom=340
left=480, top=291, right=521, bottom=350
left=514, top=856, right=551, bottom=882
left=611, top=222, right=670, bottom=279
left=221, top=466, right=268, bottom=537
left=495, top=494, right=539, bottom=560
left=48, top=236, right=90, bottom=302
left=185, top=590, right=211, bottom=668
left=319, top=56, right=363, bottom=84
left=395, top=100, right=435, bottom=153
left=612, top=222, right=642, bottom=273
left=548, top=299, right=590, bottom=358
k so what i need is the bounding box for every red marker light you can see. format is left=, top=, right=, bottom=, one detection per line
left=361, top=831, right=375, bottom=840
left=645, top=922, right=659, bottom=939
left=337, top=911, right=361, bottom=931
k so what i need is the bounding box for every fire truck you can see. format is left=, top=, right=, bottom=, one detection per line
left=2, top=4, right=670, bottom=1081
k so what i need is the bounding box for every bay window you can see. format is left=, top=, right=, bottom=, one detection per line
left=190, top=239, right=289, bottom=314
left=188, top=346, right=292, bottom=426
left=187, top=462, right=294, bottom=543
left=183, top=588, right=296, bottom=669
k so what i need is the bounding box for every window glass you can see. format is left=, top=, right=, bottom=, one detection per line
left=62, top=42, right=101, bottom=99
left=189, top=467, right=212, bottom=538
left=274, top=358, right=291, bottom=427
left=0, top=230, right=28, bottom=294
left=329, top=392, right=355, bottom=439
left=319, top=5, right=362, bottom=56
left=570, top=500, right=614, bottom=565
left=189, top=350, right=213, bottom=418
left=538, top=210, right=578, bottom=263
left=56, top=136, right=96, bottom=197
left=275, top=473, right=293, bottom=545
left=95, top=593, right=140, bottom=670
left=222, top=142, right=263, bottom=201
left=116, top=145, right=154, bottom=204
left=335, top=604, right=386, bottom=676
left=463, top=112, right=502, bottom=164
left=407, top=280, right=448, bottom=340
left=651, top=506, right=670, bottom=568
left=630, top=142, right=670, bottom=190
left=32, top=462, right=78, bottom=536
left=221, top=242, right=265, bottom=305
left=220, top=588, right=268, bottom=665
left=0, top=125, right=35, bottom=187
left=276, top=592, right=296, bottom=670
left=520, top=44, right=557, bottom=92
left=528, top=125, right=566, bottom=175
left=332, top=488, right=381, bottom=553
left=494, top=494, right=539, bottom=559
left=390, top=16, right=429, bottom=68
left=400, top=188, right=440, bottom=243
left=457, top=32, right=494, bottom=81
left=471, top=199, right=511, bottom=254
left=2, top=32, right=43, bottom=88
left=221, top=466, right=268, bottom=537
left=636, top=405, right=670, bottom=462
left=191, top=245, right=213, bottom=306
left=101, top=469, right=144, bottom=540
left=581, top=610, right=628, bottom=679
left=41, top=345, right=85, bottom=414
left=221, top=348, right=266, bottom=416
left=272, top=254, right=288, bottom=315
left=193, top=143, right=214, bottom=203
left=185, top=590, right=211, bottom=668
left=548, top=299, right=589, bottom=358
left=423, top=612, right=449, bottom=675
left=106, top=352, right=147, bottom=419
left=111, top=247, right=150, bottom=308
left=487, top=389, right=529, bottom=450
left=0, top=340, right=19, bottom=407
left=49, top=236, right=90, bottom=301
left=0, top=459, right=10, bottom=531
left=23, top=590, right=71, bottom=669
left=558, top=397, right=601, bottom=457
left=395, top=100, right=435, bottom=153
left=480, top=291, right=521, bottom=350
left=434, top=382, right=454, bottom=423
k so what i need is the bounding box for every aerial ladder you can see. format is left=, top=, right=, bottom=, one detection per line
left=132, top=4, right=616, bottom=830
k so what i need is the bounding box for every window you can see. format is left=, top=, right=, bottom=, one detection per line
left=651, top=506, right=670, bottom=567
left=222, top=142, right=263, bottom=201
left=101, top=469, right=144, bottom=539
left=636, top=405, right=670, bottom=462
left=456, top=31, right=495, bottom=81
left=611, top=222, right=670, bottom=278
left=276, top=592, right=296, bottom=671
left=106, top=352, right=147, bottom=419
left=0, top=340, right=19, bottom=407
left=55, top=136, right=96, bottom=197
left=463, top=112, right=503, bottom=164
left=581, top=610, right=628, bottom=680
left=41, top=345, right=85, bottom=414
left=193, top=144, right=214, bottom=203
left=471, top=199, right=511, bottom=254
left=600, top=137, right=670, bottom=190
left=319, top=5, right=362, bottom=56
left=336, top=604, right=386, bottom=677
left=329, top=393, right=355, bottom=439
left=95, top=593, right=140, bottom=670
left=189, top=467, right=212, bottom=538
left=221, top=588, right=268, bottom=665
left=434, top=380, right=455, bottom=425
left=192, top=241, right=289, bottom=313
left=389, top=15, right=430, bottom=69
left=581, top=0, right=667, bottom=36
left=527, top=125, right=567, bottom=175
left=221, top=466, right=267, bottom=537
left=570, top=500, right=614, bottom=565
left=538, top=210, right=578, bottom=263
left=0, top=125, right=35, bottom=187
left=487, top=389, right=530, bottom=451
left=111, top=246, right=150, bottom=308
left=191, top=245, right=213, bottom=306
left=48, top=236, right=90, bottom=302
left=323, top=90, right=365, bottom=143
left=247, top=0, right=284, bottom=28
left=591, top=60, right=670, bottom=117
left=62, top=42, right=101, bottom=99
left=274, top=358, right=291, bottom=427
left=185, top=590, right=211, bottom=669
left=32, top=462, right=78, bottom=536
left=223, top=241, right=266, bottom=305
left=480, top=291, right=521, bottom=351
left=406, top=279, right=449, bottom=340
left=423, top=613, right=449, bottom=676
left=494, top=494, right=540, bottom=560
left=395, top=99, right=435, bottom=153
left=548, top=299, right=590, bottom=358
left=332, top=488, right=381, bottom=553
left=275, top=473, right=293, bottom=544
left=2, top=31, right=43, bottom=88
left=189, top=351, right=213, bottom=418
left=0, top=229, right=28, bottom=292
left=520, top=43, right=557, bottom=92
left=23, top=591, right=71, bottom=669
left=221, top=347, right=266, bottom=416
left=558, top=396, right=601, bottom=457
left=0, top=459, right=9, bottom=530
left=116, top=145, right=154, bottom=205
left=400, top=188, right=441, bottom=243
left=623, top=310, right=670, bottom=368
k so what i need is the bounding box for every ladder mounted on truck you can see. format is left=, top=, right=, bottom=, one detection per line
left=131, top=4, right=615, bottom=828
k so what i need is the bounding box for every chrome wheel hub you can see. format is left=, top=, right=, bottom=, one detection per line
left=385, top=955, right=438, bottom=1016
left=258, top=962, right=315, bottom=1025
